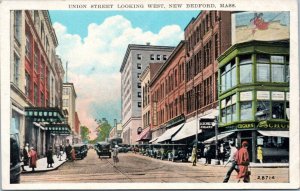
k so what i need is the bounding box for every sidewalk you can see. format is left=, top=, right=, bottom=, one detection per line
left=22, top=153, right=67, bottom=173
left=197, top=158, right=289, bottom=168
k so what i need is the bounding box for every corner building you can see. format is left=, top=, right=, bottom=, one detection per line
left=120, top=44, right=174, bottom=144
left=217, top=40, right=290, bottom=162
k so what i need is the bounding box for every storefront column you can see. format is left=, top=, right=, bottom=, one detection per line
left=237, top=131, right=241, bottom=148
left=252, top=131, right=257, bottom=162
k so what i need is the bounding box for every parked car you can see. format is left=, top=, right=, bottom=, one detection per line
left=171, top=149, right=189, bottom=162
left=95, top=142, right=111, bottom=158
left=73, top=144, right=86, bottom=159
left=10, top=134, right=21, bottom=183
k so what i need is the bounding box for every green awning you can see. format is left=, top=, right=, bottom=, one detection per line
left=25, top=107, right=64, bottom=123
left=44, top=123, right=71, bottom=135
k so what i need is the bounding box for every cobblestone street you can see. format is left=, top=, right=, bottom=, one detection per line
left=21, top=149, right=289, bottom=183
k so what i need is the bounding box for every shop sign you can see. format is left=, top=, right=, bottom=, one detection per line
left=240, top=91, right=252, bottom=101
left=272, top=92, right=284, bottom=101
left=257, top=137, right=264, bottom=145
left=257, top=91, right=270, bottom=100
left=199, top=118, right=214, bottom=129
left=237, top=123, right=255, bottom=129
left=257, top=121, right=289, bottom=129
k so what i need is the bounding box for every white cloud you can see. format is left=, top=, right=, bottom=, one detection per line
left=53, top=15, right=184, bottom=139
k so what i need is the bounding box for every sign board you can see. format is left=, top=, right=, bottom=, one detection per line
left=257, top=120, right=289, bottom=129
left=237, top=123, right=255, bottom=129
left=257, top=91, right=270, bottom=100
left=232, top=11, right=290, bottom=44
left=199, top=118, right=214, bottom=129
left=257, top=137, right=264, bottom=145
left=272, top=92, right=285, bottom=101
left=240, top=91, right=252, bottom=101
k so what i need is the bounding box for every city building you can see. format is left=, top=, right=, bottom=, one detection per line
left=62, top=83, right=78, bottom=144
left=171, top=11, right=232, bottom=144
left=137, top=62, right=163, bottom=143
left=149, top=41, right=186, bottom=143
left=109, top=120, right=123, bottom=140
left=217, top=40, right=290, bottom=162
left=74, top=112, right=81, bottom=143
left=10, top=10, right=70, bottom=156
left=120, top=43, right=174, bottom=144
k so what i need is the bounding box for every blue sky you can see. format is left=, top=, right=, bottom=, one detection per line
left=49, top=11, right=199, bottom=138
left=50, top=11, right=199, bottom=38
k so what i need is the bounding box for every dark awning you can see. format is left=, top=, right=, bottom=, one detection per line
left=44, top=123, right=71, bottom=135
left=25, top=107, right=65, bottom=123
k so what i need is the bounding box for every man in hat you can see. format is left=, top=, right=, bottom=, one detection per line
left=223, top=141, right=239, bottom=183
left=112, top=145, right=119, bottom=166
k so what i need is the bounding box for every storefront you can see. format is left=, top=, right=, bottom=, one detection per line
left=25, top=107, right=71, bottom=157
left=217, top=40, right=289, bottom=162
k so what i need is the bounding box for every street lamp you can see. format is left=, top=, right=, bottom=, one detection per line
left=212, top=116, right=220, bottom=165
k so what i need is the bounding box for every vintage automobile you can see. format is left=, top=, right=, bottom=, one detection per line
left=73, top=144, right=86, bottom=159
left=10, top=134, right=21, bottom=183
left=95, top=142, right=111, bottom=158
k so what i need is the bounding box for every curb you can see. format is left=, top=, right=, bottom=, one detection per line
left=21, top=160, right=67, bottom=174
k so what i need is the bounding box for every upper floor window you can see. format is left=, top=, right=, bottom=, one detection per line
left=13, top=53, right=20, bottom=86
left=14, top=11, right=22, bottom=44
left=239, top=55, right=252, bottom=84
left=150, top=54, right=154, bottom=60
left=25, top=72, right=31, bottom=97
left=137, top=83, right=141, bottom=88
left=25, top=31, right=32, bottom=59
left=163, top=55, right=167, bottom=60
left=157, top=55, right=161, bottom=60
left=137, top=73, right=141, bottom=78
left=138, top=102, right=141, bottom=107
left=137, top=63, right=141, bottom=69
left=137, top=54, right=142, bottom=60
left=138, top=92, right=141, bottom=98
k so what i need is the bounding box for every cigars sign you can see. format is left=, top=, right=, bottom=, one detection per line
left=257, top=121, right=289, bottom=129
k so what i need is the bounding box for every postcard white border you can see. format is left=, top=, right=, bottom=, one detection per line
left=1, top=0, right=299, bottom=190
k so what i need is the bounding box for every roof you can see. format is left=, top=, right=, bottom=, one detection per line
left=119, top=44, right=175, bottom=72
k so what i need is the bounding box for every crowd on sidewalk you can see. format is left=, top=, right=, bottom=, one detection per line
left=20, top=142, right=77, bottom=172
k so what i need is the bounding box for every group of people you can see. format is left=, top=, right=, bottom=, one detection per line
left=20, top=143, right=38, bottom=172
left=190, top=141, right=252, bottom=183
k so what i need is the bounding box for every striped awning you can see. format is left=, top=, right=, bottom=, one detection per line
left=136, top=127, right=151, bottom=142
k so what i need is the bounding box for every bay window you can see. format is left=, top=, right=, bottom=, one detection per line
left=240, top=101, right=252, bottom=121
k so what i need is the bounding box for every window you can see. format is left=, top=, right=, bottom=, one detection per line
left=150, top=54, right=154, bottom=60
left=137, top=54, right=142, bottom=60
left=138, top=102, right=141, bottom=107
left=13, top=53, right=20, bottom=86
left=272, top=102, right=284, bottom=119
left=240, top=101, right=252, bottom=121
left=271, top=56, right=284, bottom=63
left=163, top=55, right=167, bottom=60
left=25, top=32, right=31, bottom=59
left=34, top=48, right=39, bottom=72
left=285, top=65, right=290, bottom=82
left=137, top=83, right=141, bottom=88
left=137, top=73, right=141, bottom=78
left=240, top=64, right=252, bottom=84
left=138, top=92, right=141, bottom=98
left=40, top=59, right=44, bottom=81
left=63, top=99, right=68, bottom=107
left=41, top=92, right=45, bottom=107
left=272, top=65, right=285, bottom=82
left=257, top=63, right=270, bottom=82
left=221, top=95, right=237, bottom=123
left=34, top=84, right=38, bottom=106
left=137, top=63, right=141, bottom=69
left=41, top=22, right=45, bottom=44
left=34, top=11, right=40, bottom=30
left=221, top=61, right=236, bottom=92
left=157, top=55, right=161, bottom=60
left=256, top=100, right=270, bottom=120
left=14, top=11, right=22, bottom=43
left=25, top=72, right=31, bottom=97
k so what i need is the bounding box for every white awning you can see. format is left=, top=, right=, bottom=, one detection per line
left=258, top=130, right=289, bottom=138
left=149, top=137, right=158, bottom=143
left=200, top=109, right=218, bottom=120
left=33, top=122, right=45, bottom=130
left=156, top=123, right=184, bottom=143
left=203, top=132, right=234, bottom=144
left=172, top=119, right=201, bottom=141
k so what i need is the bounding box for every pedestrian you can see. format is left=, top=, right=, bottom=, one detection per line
left=223, top=142, right=239, bottom=183
left=236, top=141, right=250, bottom=183
left=112, top=145, right=119, bottom=166
left=204, top=146, right=208, bottom=165
left=28, top=147, right=37, bottom=172
left=46, top=146, right=54, bottom=168
left=257, top=146, right=263, bottom=163
left=191, top=145, right=197, bottom=166
left=21, top=143, right=30, bottom=171
left=219, top=143, right=225, bottom=165
left=206, top=146, right=212, bottom=165
left=65, top=144, right=72, bottom=161
left=71, top=147, right=76, bottom=161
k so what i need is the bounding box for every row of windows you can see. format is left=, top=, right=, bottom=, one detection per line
left=143, top=111, right=151, bottom=128
left=220, top=55, right=289, bottom=93
left=136, top=54, right=168, bottom=61
left=221, top=91, right=289, bottom=123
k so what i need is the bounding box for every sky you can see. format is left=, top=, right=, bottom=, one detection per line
left=49, top=11, right=199, bottom=139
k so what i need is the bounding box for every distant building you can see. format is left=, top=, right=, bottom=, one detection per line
left=63, top=83, right=77, bottom=144
left=120, top=43, right=174, bottom=144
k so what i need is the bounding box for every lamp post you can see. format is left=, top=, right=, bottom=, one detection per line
left=212, top=116, right=220, bottom=165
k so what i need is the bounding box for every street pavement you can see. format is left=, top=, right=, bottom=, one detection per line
left=20, top=149, right=289, bottom=183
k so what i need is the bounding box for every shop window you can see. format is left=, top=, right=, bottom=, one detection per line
left=272, top=64, right=285, bottom=82
left=257, top=63, right=270, bottom=82
left=272, top=102, right=284, bottom=119
left=240, top=101, right=252, bottom=121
